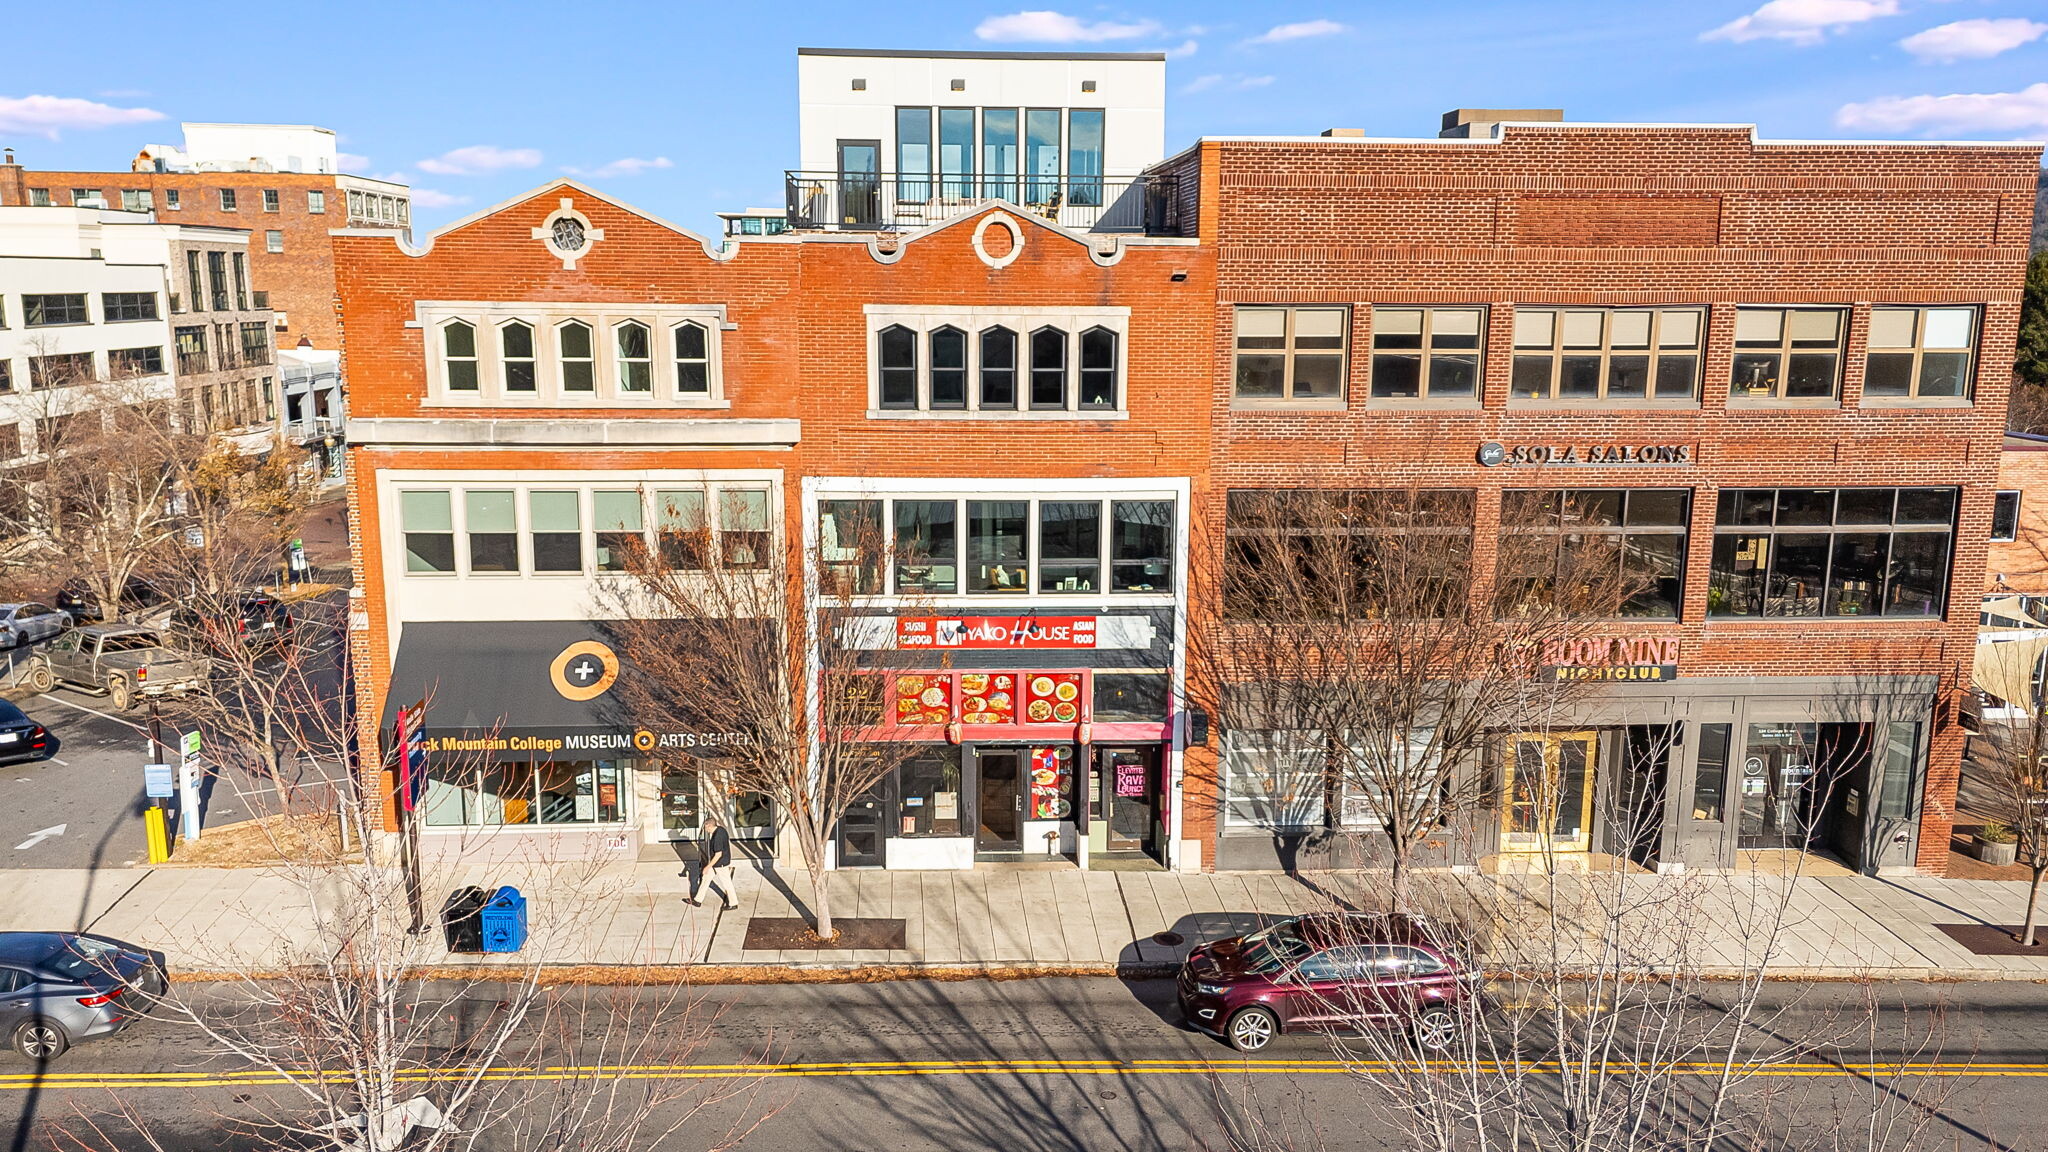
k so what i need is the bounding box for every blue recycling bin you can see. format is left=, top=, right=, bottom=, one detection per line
left=478, top=886, right=528, bottom=953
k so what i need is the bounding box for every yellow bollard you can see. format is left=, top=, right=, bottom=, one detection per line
left=145, top=807, right=170, bottom=864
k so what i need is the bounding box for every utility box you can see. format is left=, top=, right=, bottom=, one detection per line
left=442, top=886, right=488, bottom=953
left=479, top=886, right=528, bottom=954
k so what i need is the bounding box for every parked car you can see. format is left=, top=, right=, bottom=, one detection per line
left=24, top=625, right=209, bottom=710
left=54, top=577, right=167, bottom=623
left=0, top=932, right=166, bottom=1061
left=1176, top=913, right=1478, bottom=1053
left=0, top=603, right=70, bottom=648
left=0, top=702, right=54, bottom=764
left=168, top=591, right=294, bottom=652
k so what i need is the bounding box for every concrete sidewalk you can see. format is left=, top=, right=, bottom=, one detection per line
left=4, top=860, right=2046, bottom=980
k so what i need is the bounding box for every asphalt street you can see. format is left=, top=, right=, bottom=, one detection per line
left=1, top=978, right=2045, bottom=1151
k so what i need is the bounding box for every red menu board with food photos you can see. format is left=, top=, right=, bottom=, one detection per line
left=1023, top=673, right=1085, bottom=725
left=956, top=673, right=1018, bottom=724
left=893, top=674, right=952, bottom=725
left=1029, top=745, right=1073, bottom=819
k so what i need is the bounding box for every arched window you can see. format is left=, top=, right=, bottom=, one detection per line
left=930, top=326, right=967, bottom=409
left=1029, top=326, right=1068, bottom=410
left=979, top=326, right=1017, bottom=410
left=878, top=324, right=917, bottom=409
left=674, top=322, right=710, bottom=395
left=616, top=321, right=652, bottom=393
left=442, top=321, right=478, bottom=392
left=1080, top=327, right=1117, bottom=410
left=557, top=321, right=595, bottom=393
left=499, top=321, right=535, bottom=393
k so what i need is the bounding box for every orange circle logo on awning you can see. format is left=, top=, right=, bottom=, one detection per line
left=550, top=640, right=619, bottom=701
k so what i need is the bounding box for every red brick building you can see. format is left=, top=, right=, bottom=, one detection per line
left=1160, top=119, right=2041, bottom=874
left=337, top=181, right=1212, bottom=867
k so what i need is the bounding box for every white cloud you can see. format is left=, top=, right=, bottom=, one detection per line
left=1245, top=18, right=1346, bottom=44
left=1835, top=81, right=2048, bottom=135
left=1164, top=38, right=1199, bottom=58
left=975, top=10, right=1160, bottom=42
left=415, top=144, right=543, bottom=176
left=1702, top=0, right=1899, bottom=45
left=1899, top=18, right=2047, bottom=63
left=1181, top=73, right=1275, bottom=94
left=562, top=156, right=674, bottom=179
left=336, top=151, right=371, bottom=172
left=0, top=94, right=163, bottom=140
left=408, top=188, right=472, bottom=209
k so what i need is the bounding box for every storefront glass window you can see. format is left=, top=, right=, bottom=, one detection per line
left=1039, top=502, right=1101, bottom=592
left=1223, top=733, right=1325, bottom=828
left=423, top=763, right=475, bottom=827
left=661, top=767, right=702, bottom=837
left=967, top=501, right=1029, bottom=592
left=820, top=499, right=883, bottom=593
left=479, top=762, right=535, bottom=825
left=895, top=500, right=958, bottom=592
left=1692, top=723, right=1730, bottom=822
left=897, top=747, right=963, bottom=836
left=1111, top=501, right=1174, bottom=592
left=1877, top=721, right=1921, bottom=821
left=1497, top=489, right=1689, bottom=619
left=1093, top=672, right=1169, bottom=722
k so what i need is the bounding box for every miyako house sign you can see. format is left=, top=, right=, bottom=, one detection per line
left=1478, top=442, right=1693, bottom=467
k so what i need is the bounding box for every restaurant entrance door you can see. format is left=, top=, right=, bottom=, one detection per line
left=975, top=748, right=1023, bottom=855
left=1092, top=746, right=1163, bottom=864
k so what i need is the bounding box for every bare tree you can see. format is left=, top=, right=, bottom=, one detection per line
left=1967, top=611, right=2048, bottom=945
left=600, top=493, right=930, bottom=942
left=1187, top=488, right=1656, bottom=909
left=0, top=353, right=197, bottom=617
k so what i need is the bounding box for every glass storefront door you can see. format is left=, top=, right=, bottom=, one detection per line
left=1499, top=731, right=1598, bottom=853
left=1738, top=723, right=1820, bottom=849
left=1094, top=746, right=1161, bottom=861
left=975, top=748, right=1023, bottom=852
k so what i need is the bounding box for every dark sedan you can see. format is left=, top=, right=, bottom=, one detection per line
left=0, top=701, right=54, bottom=765
left=1177, top=913, right=1477, bottom=1053
left=0, top=932, right=166, bottom=1061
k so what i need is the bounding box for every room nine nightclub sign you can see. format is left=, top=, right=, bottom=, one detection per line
left=1540, top=637, right=1681, bottom=682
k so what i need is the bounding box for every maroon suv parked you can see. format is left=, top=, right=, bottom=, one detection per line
left=1176, top=913, right=1477, bottom=1053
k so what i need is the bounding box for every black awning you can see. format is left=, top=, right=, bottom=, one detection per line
left=380, top=620, right=740, bottom=762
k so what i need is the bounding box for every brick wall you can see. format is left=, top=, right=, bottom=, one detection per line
left=335, top=185, right=1215, bottom=832
left=1991, top=444, right=2048, bottom=592
left=1189, top=125, right=2043, bottom=873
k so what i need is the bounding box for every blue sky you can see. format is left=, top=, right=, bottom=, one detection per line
left=2, top=0, right=2043, bottom=236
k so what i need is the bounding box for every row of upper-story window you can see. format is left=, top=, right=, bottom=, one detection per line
left=1223, top=486, right=1958, bottom=623
left=0, top=292, right=161, bottom=328
left=27, top=185, right=329, bottom=217
left=1235, top=304, right=1981, bottom=407
left=0, top=323, right=271, bottom=393
left=419, top=301, right=1984, bottom=413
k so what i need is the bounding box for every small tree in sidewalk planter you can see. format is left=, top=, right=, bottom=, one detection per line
left=600, top=493, right=932, bottom=943
left=1185, top=488, right=1655, bottom=910
left=1964, top=632, right=2048, bottom=944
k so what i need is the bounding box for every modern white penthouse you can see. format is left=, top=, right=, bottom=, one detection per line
left=789, top=48, right=1169, bottom=233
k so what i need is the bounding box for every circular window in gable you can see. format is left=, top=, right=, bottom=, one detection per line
left=551, top=217, right=587, bottom=253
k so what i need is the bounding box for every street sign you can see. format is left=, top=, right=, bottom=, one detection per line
left=178, top=732, right=202, bottom=843
left=144, top=763, right=174, bottom=798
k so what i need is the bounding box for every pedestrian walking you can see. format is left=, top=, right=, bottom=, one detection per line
left=684, top=815, right=738, bottom=910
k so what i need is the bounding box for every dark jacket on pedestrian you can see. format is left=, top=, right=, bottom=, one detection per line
left=703, top=825, right=732, bottom=869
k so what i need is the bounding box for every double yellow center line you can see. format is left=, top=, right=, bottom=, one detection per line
left=7, top=1058, right=2048, bottom=1091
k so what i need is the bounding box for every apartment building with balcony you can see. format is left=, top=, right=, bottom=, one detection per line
left=1160, top=110, right=2042, bottom=876
left=784, top=48, right=1172, bottom=235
